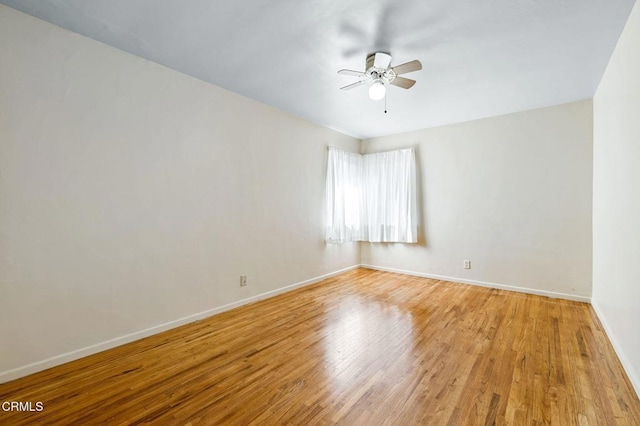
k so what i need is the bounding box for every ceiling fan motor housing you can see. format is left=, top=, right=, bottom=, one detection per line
left=366, top=53, right=396, bottom=85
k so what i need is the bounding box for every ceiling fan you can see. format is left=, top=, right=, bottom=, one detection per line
left=338, top=52, right=422, bottom=100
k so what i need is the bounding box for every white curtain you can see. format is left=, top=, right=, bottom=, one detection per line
left=363, top=148, right=417, bottom=243
left=325, top=148, right=365, bottom=243
left=325, top=147, right=417, bottom=243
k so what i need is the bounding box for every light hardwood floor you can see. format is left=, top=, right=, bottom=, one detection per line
left=1, top=268, right=638, bottom=424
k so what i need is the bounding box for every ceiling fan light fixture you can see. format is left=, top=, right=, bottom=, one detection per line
left=369, top=79, right=386, bottom=100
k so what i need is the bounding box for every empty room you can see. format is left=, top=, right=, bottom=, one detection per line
left=1, top=0, right=639, bottom=424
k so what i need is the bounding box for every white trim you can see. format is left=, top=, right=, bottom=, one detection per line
left=360, top=264, right=591, bottom=303
left=0, top=265, right=359, bottom=384
left=591, top=300, right=640, bottom=399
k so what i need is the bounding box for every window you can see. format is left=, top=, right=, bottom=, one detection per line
left=325, top=147, right=417, bottom=243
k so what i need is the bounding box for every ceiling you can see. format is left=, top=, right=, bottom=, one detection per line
left=1, top=0, right=635, bottom=139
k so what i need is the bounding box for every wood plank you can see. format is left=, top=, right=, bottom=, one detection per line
left=0, top=268, right=638, bottom=424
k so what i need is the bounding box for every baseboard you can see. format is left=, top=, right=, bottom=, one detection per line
left=0, top=264, right=359, bottom=384
left=360, top=264, right=591, bottom=303
left=591, top=301, right=640, bottom=399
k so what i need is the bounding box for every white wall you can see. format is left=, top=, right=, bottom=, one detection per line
left=593, top=0, right=640, bottom=396
left=362, top=101, right=593, bottom=300
left=0, top=5, right=360, bottom=381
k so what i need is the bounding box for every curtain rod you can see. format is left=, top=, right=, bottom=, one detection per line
left=327, top=145, right=415, bottom=154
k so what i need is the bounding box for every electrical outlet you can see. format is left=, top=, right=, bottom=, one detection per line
left=463, top=260, right=471, bottom=269
left=240, top=275, right=247, bottom=287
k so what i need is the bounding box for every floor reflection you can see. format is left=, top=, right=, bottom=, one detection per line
left=322, top=294, right=415, bottom=391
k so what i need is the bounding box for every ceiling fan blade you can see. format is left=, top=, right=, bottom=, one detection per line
left=340, top=80, right=367, bottom=90
left=390, top=76, right=416, bottom=89
left=338, top=69, right=365, bottom=77
left=392, top=60, right=422, bottom=75
left=373, top=52, right=392, bottom=69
